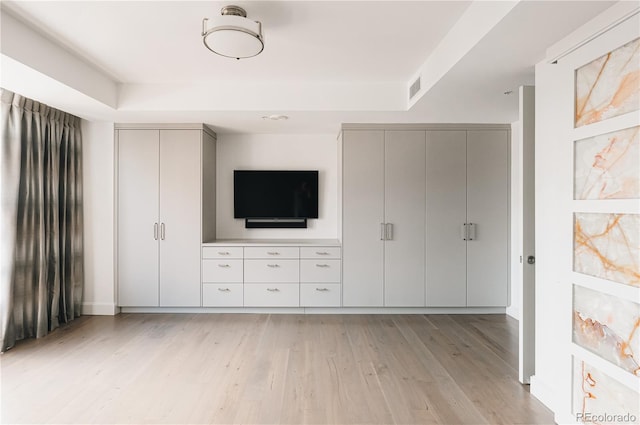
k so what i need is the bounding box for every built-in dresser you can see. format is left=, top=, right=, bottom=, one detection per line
left=202, top=240, right=342, bottom=308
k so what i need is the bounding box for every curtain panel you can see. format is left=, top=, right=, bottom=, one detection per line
left=1, top=89, right=84, bottom=352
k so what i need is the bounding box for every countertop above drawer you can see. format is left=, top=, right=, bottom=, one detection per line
left=202, top=239, right=340, bottom=247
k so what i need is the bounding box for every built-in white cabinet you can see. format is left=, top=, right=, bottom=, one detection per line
left=202, top=246, right=243, bottom=307
left=116, top=121, right=506, bottom=312
left=300, top=247, right=341, bottom=307
left=201, top=242, right=342, bottom=308
left=425, top=130, right=509, bottom=307
left=342, top=130, right=384, bottom=306
left=466, top=130, right=509, bottom=306
left=384, top=131, right=427, bottom=306
left=424, top=130, right=467, bottom=306
left=342, top=130, right=426, bottom=307
left=342, top=125, right=509, bottom=309
left=117, top=125, right=216, bottom=307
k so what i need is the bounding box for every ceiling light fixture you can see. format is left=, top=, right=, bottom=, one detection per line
left=202, top=5, right=264, bottom=60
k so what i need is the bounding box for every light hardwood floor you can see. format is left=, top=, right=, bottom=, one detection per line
left=1, top=314, right=554, bottom=424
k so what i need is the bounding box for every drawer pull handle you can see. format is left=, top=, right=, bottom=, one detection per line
left=218, top=251, right=230, bottom=255
left=267, top=264, right=280, bottom=268
left=218, top=288, right=231, bottom=292
left=266, top=288, right=280, bottom=292
left=315, top=264, right=330, bottom=268
left=316, top=251, right=330, bottom=255
left=315, top=288, right=329, bottom=292
left=218, top=264, right=231, bottom=268
left=267, top=251, right=280, bottom=255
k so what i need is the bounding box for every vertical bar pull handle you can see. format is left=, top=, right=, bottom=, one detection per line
left=154, top=223, right=158, bottom=240
left=386, top=223, right=393, bottom=241
left=460, top=223, right=467, bottom=241
left=468, top=223, right=476, bottom=241
left=380, top=223, right=386, bottom=240
left=161, top=223, right=165, bottom=240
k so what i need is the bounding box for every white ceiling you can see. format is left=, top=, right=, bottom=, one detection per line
left=0, top=0, right=617, bottom=133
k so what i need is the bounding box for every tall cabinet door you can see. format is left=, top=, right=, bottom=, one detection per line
left=342, top=130, right=385, bottom=307
left=384, top=131, right=426, bottom=306
left=118, top=130, right=160, bottom=307
left=466, top=130, right=509, bottom=306
left=426, top=131, right=467, bottom=307
left=159, top=130, right=202, bottom=307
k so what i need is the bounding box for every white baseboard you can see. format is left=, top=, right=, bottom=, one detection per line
left=82, top=302, right=119, bottom=315
left=119, top=306, right=507, bottom=315
left=530, top=375, right=557, bottom=415
left=506, top=305, right=520, bottom=320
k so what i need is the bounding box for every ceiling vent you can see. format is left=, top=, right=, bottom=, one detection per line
left=409, top=76, right=421, bottom=100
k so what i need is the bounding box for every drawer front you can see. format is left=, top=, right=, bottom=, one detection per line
left=300, top=259, right=341, bottom=283
left=244, top=284, right=300, bottom=307
left=244, top=247, right=299, bottom=259
left=300, top=247, right=341, bottom=259
left=203, top=247, right=243, bottom=259
left=202, top=259, right=243, bottom=283
left=244, top=259, right=299, bottom=283
left=300, top=284, right=341, bottom=307
left=202, top=284, right=243, bottom=307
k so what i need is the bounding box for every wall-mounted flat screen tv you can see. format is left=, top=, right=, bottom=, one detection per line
left=234, top=170, right=319, bottom=219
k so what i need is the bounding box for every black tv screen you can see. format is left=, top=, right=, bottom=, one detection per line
left=234, top=170, right=319, bottom=219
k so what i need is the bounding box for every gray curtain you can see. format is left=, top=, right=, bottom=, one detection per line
left=1, top=89, right=83, bottom=352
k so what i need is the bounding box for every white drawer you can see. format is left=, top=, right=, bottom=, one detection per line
left=300, top=247, right=341, bottom=259
left=244, top=259, right=299, bottom=283
left=202, top=259, right=243, bottom=283
left=202, top=284, right=243, bottom=307
left=244, top=246, right=299, bottom=259
left=300, top=284, right=341, bottom=307
left=300, top=259, right=341, bottom=283
left=244, top=284, right=299, bottom=307
left=203, top=247, right=243, bottom=259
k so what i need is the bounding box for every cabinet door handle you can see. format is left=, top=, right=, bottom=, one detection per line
left=315, top=287, right=329, bottom=292
left=380, top=223, right=386, bottom=240
left=461, top=223, right=467, bottom=241
left=154, top=223, right=158, bottom=240
left=160, top=223, right=165, bottom=240
left=267, top=251, right=280, bottom=256
left=218, top=264, right=230, bottom=268
left=468, top=223, right=476, bottom=241
left=218, top=288, right=230, bottom=292
left=385, top=223, right=393, bottom=241
left=267, top=264, right=280, bottom=268
left=218, top=251, right=230, bottom=255
left=266, top=288, right=280, bottom=292
left=315, top=264, right=330, bottom=268
left=315, top=251, right=330, bottom=255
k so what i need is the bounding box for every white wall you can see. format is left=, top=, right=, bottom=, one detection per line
left=215, top=133, right=339, bottom=240
left=82, top=120, right=117, bottom=315
left=508, top=119, right=522, bottom=320
left=532, top=3, right=639, bottom=423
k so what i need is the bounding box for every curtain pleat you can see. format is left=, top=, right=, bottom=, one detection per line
left=1, top=89, right=83, bottom=352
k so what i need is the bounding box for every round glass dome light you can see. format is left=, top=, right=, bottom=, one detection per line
left=202, top=6, right=264, bottom=59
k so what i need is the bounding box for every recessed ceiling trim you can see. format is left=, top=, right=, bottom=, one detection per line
left=409, top=76, right=421, bottom=99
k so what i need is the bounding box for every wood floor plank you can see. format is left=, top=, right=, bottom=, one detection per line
left=1, top=314, right=555, bottom=425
